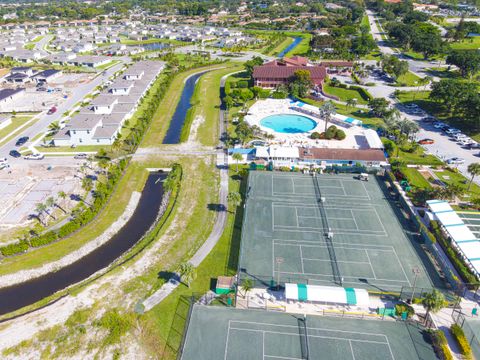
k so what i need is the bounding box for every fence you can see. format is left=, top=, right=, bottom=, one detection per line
left=453, top=311, right=480, bottom=360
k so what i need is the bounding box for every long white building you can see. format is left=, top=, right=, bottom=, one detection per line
left=54, top=61, right=164, bottom=146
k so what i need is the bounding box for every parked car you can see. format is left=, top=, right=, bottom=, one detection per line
left=15, top=136, right=29, bottom=146
left=9, top=150, right=21, bottom=158
left=24, top=153, right=44, bottom=160
left=452, top=133, right=468, bottom=140
left=422, top=116, right=436, bottom=122
left=446, top=128, right=461, bottom=135
left=404, top=103, right=418, bottom=109
left=0, top=163, right=10, bottom=170
left=418, top=138, right=435, bottom=145
left=446, top=157, right=465, bottom=164
left=47, top=106, right=57, bottom=115
left=74, top=153, right=88, bottom=160
left=433, top=122, right=446, bottom=129
left=468, top=143, right=480, bottom=149
left=459, top=138, right=475, bottom=146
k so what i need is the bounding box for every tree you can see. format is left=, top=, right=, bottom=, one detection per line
left=430, top=79, right=477, bottom=113
left=346, top=98, right=357, bottom=110
left=244, top=56, right=264, bottom=77
left=35, top=202, right=47, bottom=226
left=289, top=69, right=312, bottom=98
left=240, top=278, right=253, bottom=297
left=422, top=289, right=445, bottom=326
left=411, top=23, right=445, bottom=59
left=48, top=122, right=60, bottom=134
left=381, top=55, right=409, bottom=80
left=232, top=152, right=243, bottom=172
left=318, top=101, right=336, bottom=134
left=223, top=95, right=234, bottom=109
left=178, top=262, right=196, bottom=288
left=227, top=191, right=242, bottom=212
left=82, top=177, right=94, bottom=193
left=368, top=98, right=390, bottom=117
left=446, top=50, right=480, bottom=79
left=467, top=163, right=480, bottom=191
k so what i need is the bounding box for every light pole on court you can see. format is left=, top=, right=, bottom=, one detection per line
left=411, top=266, right=421, bottom=303
left=276, top=257, right=284, bottom=291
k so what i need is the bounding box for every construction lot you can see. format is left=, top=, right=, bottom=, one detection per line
left=238, top=171, right=438, bottom=292
left=0, top=160, right=83, bottom=233
left=181, top=305, right=437, bottom=360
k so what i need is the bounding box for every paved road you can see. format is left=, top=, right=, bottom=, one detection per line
left=0, top=58, right=129, bottom=162
left=34, top=35, right=53, bottom=55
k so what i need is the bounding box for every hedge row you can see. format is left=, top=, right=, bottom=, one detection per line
left=451, top=324, right=473, bottom=359
left=431, top=220, right=478, bottom=285
left=330, top=82, right=373, bottom=102
left=431, top=330, right=454, bottom=360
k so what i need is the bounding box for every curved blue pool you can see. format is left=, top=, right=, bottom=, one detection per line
left=260, top=114, right=317, bottom=134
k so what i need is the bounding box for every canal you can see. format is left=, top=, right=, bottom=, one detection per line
left=0, top=172, right=167, bottom=315
left=163, top=71, right=209, bottom=144
left=277, top=37, right=302, bottom=58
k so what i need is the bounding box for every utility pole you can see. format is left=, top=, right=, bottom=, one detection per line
left=411, top=266, right=421, bottom=303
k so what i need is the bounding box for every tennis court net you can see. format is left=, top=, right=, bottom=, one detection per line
left=313, top=175, right=342, bottom=286
left=297, top=316, right=310, bottom=360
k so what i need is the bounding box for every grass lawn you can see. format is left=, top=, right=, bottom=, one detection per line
left=285, top=33, right=312, bottom=57
left=434, top=168, right=480, bottom=199
left=120, top=38, right=185, bottom=46
left=187, top=64, right=244, bottom=146
left=395, top=146, right=443, bottom=165
left=400, top=167, right=433, bottom=189
left=450, top=37, right=480, bottom=50
left=140, top=169, right=243, bottom=358
left=141, top=64, right=232, bottom=147
left=0, top=115, right=38, bottom=147
left=95, top=60, right=121, bottom=71
left=36, top=145, right=107, bottom=153
left=395, top=71, right=422, bottom=87
left=322, top=84, right=370, bottom=105
left=267, top=37, right=293, bottom=56
left=300, top=97, right=384, bottom=128
left=0, top=162, right=150, bottom=276
left=426, top=67, right=461, bottom=80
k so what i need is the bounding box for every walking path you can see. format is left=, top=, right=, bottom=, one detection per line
left=141, top=71, right=235, bottom=311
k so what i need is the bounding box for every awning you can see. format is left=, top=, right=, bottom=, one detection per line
left=285, top=283, right=369, bottom=306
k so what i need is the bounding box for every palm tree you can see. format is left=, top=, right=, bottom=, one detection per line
left=227, top=192, right=242, bottom=212
left=346, top=98, right=357, bottom=110
left=319, top=101, right=336, bottom=134
left=45, top=196, right=57, bottom=220
left=178, top=262, right=196, bottom=287
left=57, top=191, right=67, bottom=213
left=48, top=122, right=60, bottom=134
left=467, top=163, right=480, bottom=191
left=35, top=202, right=47, bottom=226
left=232, top=152, right=243, bottom=172
left=422, top=289, right=445, bottom=326
left=240, top=278, right=254, bottom=297
left=82, top=177, right=94, bottom=193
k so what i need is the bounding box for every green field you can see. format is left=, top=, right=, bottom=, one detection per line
left=322, top=84, right=370, bottom=105
left=0, top=115, right=38, bottom=147
left=395, top=71, right=422, bottom=87
left=399, top=167, right=433, bottom=189
left=434, top=168, right=480, bottom=199
left=450, top=37, right=480, bottom=50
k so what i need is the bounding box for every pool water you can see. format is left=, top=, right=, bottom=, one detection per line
left=260, top=114, right=317, bottom=134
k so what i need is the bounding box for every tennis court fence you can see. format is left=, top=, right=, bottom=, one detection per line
left=453, top=311, right=480, bottom=359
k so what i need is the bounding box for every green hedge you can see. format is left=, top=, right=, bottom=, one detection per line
left=394, top=302, right=414, bottom=318
left=431, top=221, right=478, bottom=285
left=0, top=240, right=29, bottom=257
left=451, top=324, right=473, bottom=359
left=349, top=85, right=373, bottom=101
left=431, top=330, right=453, bottom=360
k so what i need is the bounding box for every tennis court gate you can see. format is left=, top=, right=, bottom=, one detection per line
left=453, top=310, right=480, bottom=359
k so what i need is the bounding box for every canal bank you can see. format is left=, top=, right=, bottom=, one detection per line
left=0, top=172, right=167, bottom=315
left=277, top=36, right=302, bottom=58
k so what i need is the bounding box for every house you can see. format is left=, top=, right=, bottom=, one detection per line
left=11, top=66, right=34, bottom=76
left=4, top=72, right=30, bottom=83
left=32, top=69, right=62, bottom=83
left=253, top=59, right=327, bottom=88
left=255, top=146, right=300, bottom=167
left=68, top=55, right=111, bottom=68
left=108, top=80, right=134, bottom=95
left=90, top=95, right=119, bottom=114
left=298, top=147, right=388, bottom=168
left=0, top=88, right=25, bottom=111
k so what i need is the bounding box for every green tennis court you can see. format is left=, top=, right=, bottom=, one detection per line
left=181, top=305, right=437, bottom=360
left=238, top=172, right=436, bottom=292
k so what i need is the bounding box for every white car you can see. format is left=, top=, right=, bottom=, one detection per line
left=404, top=103, right=418, bottom=109
left=24, top=153, right=44, bottom=160
left=452, top=133, right=467, bottom=140
left=434, top=122, right=446, bottom=129
left=446, top=128, right=461, bottom=135
left=447, top=157, right=465, bottom=165
left=459, top=138, right=475, bottom=146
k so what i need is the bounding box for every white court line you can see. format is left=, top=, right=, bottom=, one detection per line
left=276, top=270, right=409, bottom=283
left=349, top=340, right=356, bottom=360
left=299, top=246, right=305, bottom=273
left=361, top=181, right=371, bottom=201
left=225, top=321, right=232, bottom=360
left=303, top=258, right=371, bottom=265
left=339, top=179, right=348, bottom=196
left=274, top=239, right=393, bottom=249
left=229, top=327, right=390, bottom=346
left=372, top=207, right=388, bottom=234
left=385, top=337, right=396, bottom=360
left=295, top=207, right=299, bottom=228
left=350, top=209, right=360, bottom=231
left=274, top=226, right=386, bottom=235
left=364, top=250, right=377, bottom=279
left=264, top=356, right=302, bottom=360
left=391, top=246, right=412, bottom=286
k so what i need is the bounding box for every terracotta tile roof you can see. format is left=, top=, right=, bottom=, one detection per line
left=320, top=61, right=353, bottom=67
left=298, top=147, right=387, bottom=162
left=253, top=65, right=326, bottom=83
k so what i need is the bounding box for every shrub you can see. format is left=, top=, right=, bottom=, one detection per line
left=349, top=85, right=373, bottom=101
left=310, top=132, right=321, bottom=139
left=0, top=240, right=29, bottom=256
left=237, top=80, right=249, bottom=88
left=30, top=231, right=59, bottom=247
left=335, top=129, right=346, bottom=140
left=272, top=91, right=287, bottom=99
left=394, top=302, right=414, bottom=318
left=431, top=330, right=454, bottom=360
left=95, top=309, right=133, bottom=346
left=325, top=125, right=337, bottom=140
left=279, top=166, right=291, bottom=172
left=451, top=324, right=473, bottom=359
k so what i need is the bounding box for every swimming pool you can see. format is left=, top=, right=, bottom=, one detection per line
left=260, top=114, right=317, bottom=134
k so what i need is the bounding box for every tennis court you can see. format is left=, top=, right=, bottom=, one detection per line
left=239, top=172, right=435, bottom=291
left=457, top=211, right=480, bottom=239
left=181, top=305, right=437, bottom=360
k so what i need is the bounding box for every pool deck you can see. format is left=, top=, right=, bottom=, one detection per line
left=244, top=99, right=371, bottom=149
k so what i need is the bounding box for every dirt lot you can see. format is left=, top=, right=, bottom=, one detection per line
left=0, top=162, right=83, bottom=237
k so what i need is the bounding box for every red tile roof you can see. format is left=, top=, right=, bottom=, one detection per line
left=253, top=65, right=326, bottom=84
